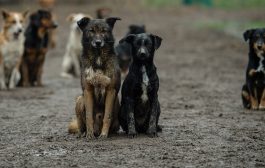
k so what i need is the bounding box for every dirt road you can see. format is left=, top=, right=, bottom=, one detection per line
left=0, top=2, right=264, bottom=167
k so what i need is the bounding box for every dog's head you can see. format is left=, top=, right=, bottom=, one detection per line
left=2, top=10, right=28, bottom=40
left=244, top=28, right=265, bottom=56
left=120, top=33, right=162, bottom=62
left=30, top=10, right=57, bottom=29
left=77, top=17, right=121, bottom=49
left=127, top=24, right=146, bottom=35
left=67, top=13, right=92, bottom=33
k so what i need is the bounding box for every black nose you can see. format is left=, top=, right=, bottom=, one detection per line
left=95, top=40, right=102, bottom=47
left=18, top=29, right=22, bottom=33
left=52, top=23, right=58, bottom=28
left=258, top=45, right=262, bottom=50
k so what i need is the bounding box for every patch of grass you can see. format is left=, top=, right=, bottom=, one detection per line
left=213, top=0, right=265, bottom=9
left=142, top=0, right=181, bottom=8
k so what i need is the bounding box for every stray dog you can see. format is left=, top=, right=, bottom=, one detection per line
left=115, top=25, right=146, bottom=76
left=61, top=13, right=93, bottom=78
left=19, top=10, right=57, bottom=87
left=242, top=28, right=265, bottom=110
left=96, top=8, right=112, bottom=19
left=68, top=17, right=121, bottom=139
left=118, top=33, right=162, bottom=138
left=0, top=10, right=28, bottom=90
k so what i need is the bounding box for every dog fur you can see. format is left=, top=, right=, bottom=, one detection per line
left=115, top=25, right=146, bottom=77
left=61, top=13, right=93, bottom=78
left=242, top=28, right=265, bottom=110
left=19, top=10, right=57, bottom=87
left=0, top=10, right=28, bottom=90
left=69, top=17, right=121, bottom=139
left=118, top=33, right=162, bottom=138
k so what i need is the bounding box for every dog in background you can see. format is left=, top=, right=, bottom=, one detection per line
left=115, top=25, right=146, bottom=77
left=0, top=10, right=28, bottom=90
left=96, top=8, right=112, bottom=19
left=61, top=13, right=93, bottom=78
left=118, top=33, right=162, bottom=138
left=242, top=28, right=265, bottom=110
left=19, top=10, right=57, bottom=87
left=68, top=17, right=121, bottom=139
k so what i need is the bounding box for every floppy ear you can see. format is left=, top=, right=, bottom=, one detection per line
left=151, top=34, right=162, bottom=50
left=119, top=34, right=136, bottom=44
left=23, top=10, right=29, bottom=18
left=30, top=12, right=40, bottom=26
left=106, top=17, right=121, bottom=29
left=77, top=17, right=91, bottom=31
left=243, top=29, right=254, bottom=42
left=2, top=10, right=10, bottom=20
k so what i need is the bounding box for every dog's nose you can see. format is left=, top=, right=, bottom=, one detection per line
left=258, top=45, right=262, bottom=50
left=95, top=40, right=102, bottom=47
left=18, top=28, right=22, bottom=33
left=52, top=23, right=58, bottom=28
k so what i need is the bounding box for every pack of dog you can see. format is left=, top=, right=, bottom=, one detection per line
left=115, top=25, right=146, bottom=76
left=0, top=10, right=28, bottom=90
left=242, top=28, right=265, bottom=110
left=19, top=10, right=57, bottom=87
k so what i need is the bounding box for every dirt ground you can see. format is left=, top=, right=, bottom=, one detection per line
left=0, top=2, right=265, bottom=168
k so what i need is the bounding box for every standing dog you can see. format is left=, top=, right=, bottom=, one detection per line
left=242, top=28, right=265, bottom=110
left=68, top=17, right=121, bottom=139
left=118, top=33, right=162, bottom=138
left=19, top=10, right=57, bottom=87
left=115, top=25, right=146, bottom=76
left=61, top=13, right=93, bottom=78
left=0, top=10, right=28, bottom=90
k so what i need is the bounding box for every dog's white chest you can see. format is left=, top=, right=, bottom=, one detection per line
left=84, top=67, right=111, bottom=87
left=141, top=66, right=149, bottom=103
left=2, top=39, right=23, bottom=66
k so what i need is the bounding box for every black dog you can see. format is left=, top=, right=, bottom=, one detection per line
left=242, top=28, right=265, bottom=110
left=115, top=25, right=145, bottom=75
left=118, top=33, right=162, bottom=138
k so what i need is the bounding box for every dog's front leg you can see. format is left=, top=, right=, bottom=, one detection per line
left=84, top=88, right=95, bottom=139
left=147, top=96, right=159, bottom=138
left=8, top=68, right=21, bottom=89
left=0, top=60, right=6, bottom=90
left=36, top=61, right=44, bottom=87
left=21, top=61, right=30, bottom=87
left=99, top=88, right=116, bottom=139
left=259, top=89, right=265, bottom=110
left=126, top=98, right=137, bottom=138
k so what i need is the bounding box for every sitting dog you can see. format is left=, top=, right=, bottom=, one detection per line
left=115, top=25, right=146, bottom=76
left=242, top=28, right=265, bottom=110
left=61, top=13, right=93, bottom=78
left=68, top=17, right=121, bottom=139
left=19, top=10, right=57, bottom=87
left=118, top=33, right=162, bottom=138
left=0, top=10, right=28, bottom=90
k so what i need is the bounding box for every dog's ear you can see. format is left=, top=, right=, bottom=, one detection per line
left=77, top=17, right=91, bottom=31
left=66, top=13, right=75, bottom=22
left=106, top=17, right=121, bottom=29
left=2, top=10, right=10, bottom=20
left=119, top=34, right=136, bottom=44
left=151, top=34, right=162, bottom=50
left=23, top=10, right=29, bottom=18
left=30, top=12, right=40, bottom=26
left=243, top=29, right=255, bottom=42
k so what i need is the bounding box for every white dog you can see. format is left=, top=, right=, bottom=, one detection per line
left=61, top=13, right=92, bottom=78
left=0, top=10, right=28, bottom=90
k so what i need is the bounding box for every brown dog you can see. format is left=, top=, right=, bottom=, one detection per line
left=68, top=17, right=121, bottom=139
left=19, top=10, right=57, bottom=87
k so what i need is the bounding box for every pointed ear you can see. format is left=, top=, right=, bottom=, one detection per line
left=105, top=17, right=121, bottom=29
left=23, top=10, right=29, bottom=18
left=243, top=29, right=254, bottom=42
left=77, top=17, right=91, bottom=31
left=151, top=34, right=162, bottom=50
left=2, top=10, right=10, bottom=20
left=119, top=34, right=136, bottom=44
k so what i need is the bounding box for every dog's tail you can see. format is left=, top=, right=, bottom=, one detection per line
left=68, top=119, right=78, bottom=134
left=242, top=84, right=251, bottom=109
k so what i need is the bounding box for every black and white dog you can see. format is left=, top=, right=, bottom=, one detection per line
left=118, top=33, right=162, bottom=138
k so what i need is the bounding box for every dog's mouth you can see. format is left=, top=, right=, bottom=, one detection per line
left=13, top=32, right=21, bottom=39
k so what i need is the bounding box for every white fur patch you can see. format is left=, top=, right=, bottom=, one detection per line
left=85, top=67, right=111, bottom=87
left=96, top=57, right=102, bottom=66
left=141, top=66, right=149, bottom=103
left=257, top=52, right=264, bottom=73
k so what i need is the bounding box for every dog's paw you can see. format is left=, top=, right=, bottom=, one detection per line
left=128, top=132, right=137, bottom=139
left=259, top=105, right=265, bottom=110
left=86, top=132, right=95, bottom=140
left=147, top=128, right=158, bottom=138
left=0, top=82, right=7, bottom=90
left=98, top=133, right=108, bottom=139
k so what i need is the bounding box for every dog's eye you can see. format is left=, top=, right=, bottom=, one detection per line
left=12, top=20, right=16, bottom=24
left=89, top=28, right=94, bottom=32
left=19, top=20, right=23, bottom=23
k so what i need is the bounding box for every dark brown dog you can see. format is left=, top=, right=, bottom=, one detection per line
left=68, top=17, right=121, bottom=139
left=19, top=10, right=57, bottom=87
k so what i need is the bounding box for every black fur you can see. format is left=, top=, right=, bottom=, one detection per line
left=115, top=25, right=146, bottom=73
left=118, top=33, right=162, bottom=138
left=242, top=28, right=265, bottom=109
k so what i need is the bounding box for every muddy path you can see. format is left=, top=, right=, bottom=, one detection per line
left=0, top=3, right=265, bottom=168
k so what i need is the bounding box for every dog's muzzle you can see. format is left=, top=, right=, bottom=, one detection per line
left=92, top=39, right=104, bottom=48
left=137, top=47, right=149, bottom=60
